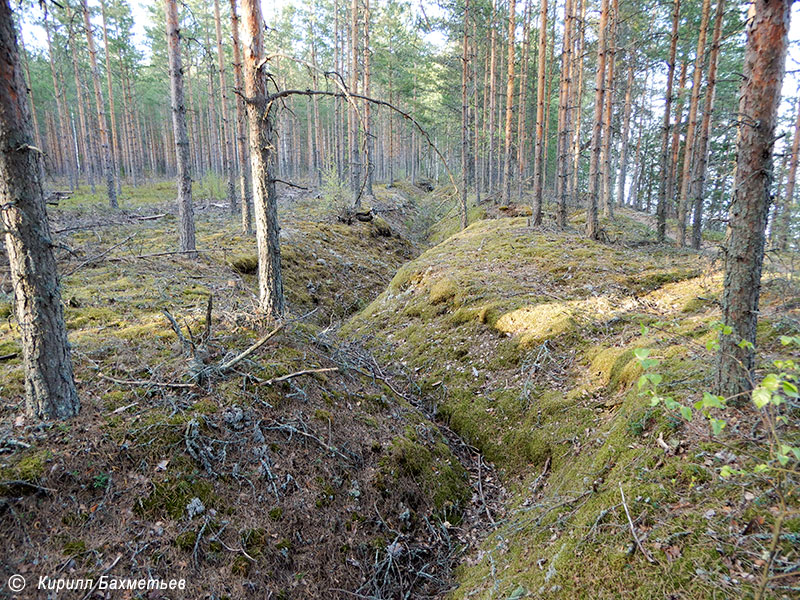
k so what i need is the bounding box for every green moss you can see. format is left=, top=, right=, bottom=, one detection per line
left=429, top=278, right=459, bottom=305
left=0, top=302, right=11, bottom=319
left=229, top=254, right=259, bottom=274
left=7, top=449, right=52, bottom=481
left=62, top=539, right=87, bottom=556
left=380, top=434, right=470, bottom=515
left=268, top=507, right=284, bottom=521
left=135, top=475, right=216, bottom=520
left=174, top=531, right=198, bottom=551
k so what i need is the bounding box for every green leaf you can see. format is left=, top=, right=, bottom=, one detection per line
left=680, top=405, right=692, bottom=421
left=720, top=465, right=734, bottom=478
left=633, top=348, right=651, bottom=360
left=777, top=453, right=789, bottom=466
left=709, top=418, right=726, bottom=435
left=637, top=374, right=649, bottom=391
left=702, top=391, right=725, bottom=409
left=782, top=381, right=798, bottom=398
left=722, top=325, right=733, bottom=335
left=648, top=373, right=663, bottom=386
left=752, top=387, right=771, bottom=409
left=753, top=463, right=770, bottom=473
left=762, top=373, right=780, bottom=391
left=780, top=335, right=793, bottom=346
left=650, top=397, right=661, bottom=407
left=640, top=358, right=660, bottom=370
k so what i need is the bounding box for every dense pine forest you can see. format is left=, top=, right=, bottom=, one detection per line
left=1, top=0, right=799, bottom=598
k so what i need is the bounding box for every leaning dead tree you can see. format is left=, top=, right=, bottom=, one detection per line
left=241, top=0, right=285, bottom=320
left=0, top=0, right=79, bottom=419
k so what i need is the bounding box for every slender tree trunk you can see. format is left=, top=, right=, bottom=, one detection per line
left=555, top=0, right=574, bottom=227
left=488, top=0, right=498, bottom=194
left=44, top=18, right=75, bottom=189
left=677, top=0, right=712, bottom=246
left=600, top=0, right=617, bottom=219
left=100, top=0, right=121, bottom=193
left=667, top=59, right=688, bottom=221
left=0, top=0, right=79, bottom=420
left=214, top=0, right=236, bottom=211
left=363, top=0, right=374, bottom=197
left=531, top=0, right=547, bottom=224
left=776, top=98, right=800, bottom=250
left=81, top=0, right=117, bottom=207
left=690, top=0, right=726, bottom=249
left=656, top=0, right=681, bottom=241
left=716, top=0, right=791, bottom=399
left=570, top=0, right=586, bottom=202
left=586, top=0, right=609, bottom=239
left=349, top=0, right=362, bottom=207
left=241, top=0, right=284, bottom=319
left=165, top=0, right=196, bottom=256
left=68, top=28, right=94, bottom=192
left=310, top=20, right=323, bottom=188
left=615, top=60, right=635, bottom=208
left=460, top=0, right=471, bottom=229
left=516, top=0, right=531, bottom=198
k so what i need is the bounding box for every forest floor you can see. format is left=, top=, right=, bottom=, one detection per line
left=0, top=180, right=798, bottom=599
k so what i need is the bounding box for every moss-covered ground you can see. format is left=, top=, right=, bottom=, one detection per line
left=0, top=180, right=476, bottom=599
left=342, top=203, right=800, bottom=599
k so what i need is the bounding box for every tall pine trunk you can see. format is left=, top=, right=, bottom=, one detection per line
left=214, top=0, right=237, bottom=212
left=531, top=0, right=547, bottom=224
left=690, top=0, right=726, bottom=249
left=676, top=0, right=711, bottom=246
left=776, top=99, right=800, bottom=250
left=165, top=0, right=196, bottom=257
left=656, top=0, right=681, bottom=241
left=586, top=0, right=609, bottom=239
left=0, top=0, right=79, bottom=420
left=715, top=0, right=791, bottom=399
left=81, top=0, right=117, bottom=208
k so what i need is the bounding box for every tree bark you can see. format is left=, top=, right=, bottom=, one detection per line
left=241, top=0, right=284, bottom=319
left=100, top=0, right=121, bottom=193
left=586, top=0, right=609, bottom=239
left=81, top=0, right=117, bottom=208
left=531, top=0, right=547, bottom=224
left=776, top=98, right=800, bottom=250
left=615, top=60, right=635, bottom=208
left=214, top=0, right=237, bottom=212
left=656, top=0, right=681, bottom=241
left=555, top=0, right=574, bottom=227
left=487, top=0, right=498, bottom=194
left=600, top=0, right=617, bottom=219
left=0, top=0, right=79, bottom=420
left=460, top=0, right=471, bottom=229
left=676, top=0, right=711, bottom=246
left=690, top=0, right=726, bottom=249
left=165, top=0, right=196, bottom=257
left=715, top=0, right=791, bottom=399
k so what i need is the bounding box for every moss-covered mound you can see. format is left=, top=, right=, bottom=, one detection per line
left=342, top=210, right=800, bottom=599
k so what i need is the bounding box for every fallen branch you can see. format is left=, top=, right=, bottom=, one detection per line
left=261, top=367, right=338, bottom=386
left=218, top=321, right=286, bottom=373
left=134, top=213, right=168, bottom=221
left=64, top=233, right=137, bottom=276
left=0, top=352, right=18, bottom=361
left=97, top=372, right=197, bottom=389
left=619, top=482, right=657, bottom=564
left=0, top=480, right=56, bottom=494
